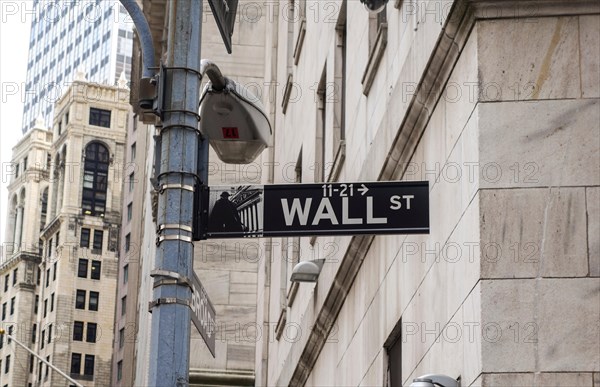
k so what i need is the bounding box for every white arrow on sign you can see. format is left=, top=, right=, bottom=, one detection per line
left=358, top=184, right=369, bottom=196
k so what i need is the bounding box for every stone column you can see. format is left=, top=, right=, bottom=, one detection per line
left=14, top=206, right=24, bottom=251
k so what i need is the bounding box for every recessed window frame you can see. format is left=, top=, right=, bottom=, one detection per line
left=89, top=107, right=111, bottom=128
left=78, top=259, right=88, bottom=278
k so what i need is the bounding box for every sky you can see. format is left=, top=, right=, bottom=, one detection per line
left=0, top=3, right=32, bottom=247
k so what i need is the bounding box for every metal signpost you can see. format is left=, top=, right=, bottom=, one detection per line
left=203, top=181, right=430, bottom=239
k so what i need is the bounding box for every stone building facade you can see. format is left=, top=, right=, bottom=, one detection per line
left=254, top=0, right=599, bottom=386
left=1, top=74, right=130, bottom=386
left=0, top=117, right=52, bottom=386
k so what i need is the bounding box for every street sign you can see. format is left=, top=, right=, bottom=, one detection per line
left=207, top=0, right=238, bottom=54
left=204, top=181, right=429, bottom=238
left=190, top=271, right=217, bottom=357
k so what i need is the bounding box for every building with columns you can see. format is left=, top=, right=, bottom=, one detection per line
left=0, top=116, right=52, bottom=386
left=254, top=0, right=599, bottom=386
left=1, top=73, right=130, bottom=386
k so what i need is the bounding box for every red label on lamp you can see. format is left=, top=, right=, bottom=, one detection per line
left=222, top=127, right=239, bottom=139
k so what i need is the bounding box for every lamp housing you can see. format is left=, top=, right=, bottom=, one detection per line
left=290, top=259, right=325, bottom=283
left=199, top=79, right=272, bottom=164
left=410, top=374, right=459, bottom=387
left=360, top=0, right=388, bottom=14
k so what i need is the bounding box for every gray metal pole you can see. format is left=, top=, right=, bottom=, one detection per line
left=0, top=330, right=84, bottom=387
left=147, top=0, right=205, bottom=385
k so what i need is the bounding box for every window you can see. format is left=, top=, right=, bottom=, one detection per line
left=73, top=321, right=84, bottom=341
left=38, top=360, right=43, bottom=380
left=3, top=275, right=8, bottom=292
left=12, top=269, right=17, bottom=286
left=87, top=323, right=97, bottom=343
left=89, top=108, right=111, bottom=128
left=53, top=261, right=57, bottom=281
left=119, top=327, right=125, bottom=349
left=131, top=142, right=136, bottom=160
left=45, top=268, right=50, bottom=287
left=84, top=355, right=95, bottom=377
left=127, top=202, right=132, bottom=222
left=70, top=353, right=81, bottom=374
left=121, top=296, right=127, bottom=316
left=7, top=326, right=12, bottom=344
left=362, top=3, right=387, bottom=94
left=48, top=324, right=52, bottom=343
left=125, top=233, right=131, bottom=252
left=32, top=323, right=37, bottom=343
left=75, top=290, right=86, bottom=309
left=10, top=297, right=15, bottom=315
left=41, top=330, right=45, bottom=349
left=50, top=293, right=55, bottom=312
left=82, top=142, right=109, bottom=216
left=4, top=355, right=9, bottom=374
left=93, top=230, right=103, bottom=251
left=43, top=298, right=48, bottom=317
left=123, top=264, right=129, bottom=284
left=40, top=188, right=48, bottom=229
left=45, top=356, right=50, bottom=377
left=89, top=291, right=99, bottom=311
left=80, top=228, right=91, bottom=247
left=1, top=303, right=5, bottom=320
left=30, top=354, right=34, bottom=373
left=315, top=69, right=326, bottom=183
left=128, top=172, right=135, bottom=192
left=0, top=334, right=3, bottom=349
left=91, top=261, right=101, bottom=280
left=78, top=259, right=88, bottom=278
left=35, top=295, right=39, bottom=314
left=117, top=360, right=123, bottom=380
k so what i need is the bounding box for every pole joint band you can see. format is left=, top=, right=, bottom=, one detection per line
left=157, top=223, right=193, bottom=233
left=150, top=270, right=193, bottom=290
left=156, top=234, right=193, bottom=245
left=148, top=297, right=190, bottom=312
left=159, top=183, right=195, bottom=193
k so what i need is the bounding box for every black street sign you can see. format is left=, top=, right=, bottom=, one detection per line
left=204, top=181, right=429, bottom=238
left=190, top=271, right=217, bottom=357
left=207, top=0, right=238, bottom=54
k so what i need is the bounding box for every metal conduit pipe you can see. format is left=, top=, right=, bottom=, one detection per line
left=200, top=59, right=227, bottom=91
left=119, top=0, right=156, bottom=78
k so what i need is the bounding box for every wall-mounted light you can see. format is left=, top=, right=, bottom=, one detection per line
left=410, top=374, right=458, bottom=387
left=360, top=0, right=388, bottom=14
left=290, top=259, right=325, bottom=283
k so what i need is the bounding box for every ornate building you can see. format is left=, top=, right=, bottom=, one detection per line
left=1, top=73, right=130, bottom=386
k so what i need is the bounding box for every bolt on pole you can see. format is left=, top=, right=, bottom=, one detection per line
left=147, top=0, right=206, bottom=386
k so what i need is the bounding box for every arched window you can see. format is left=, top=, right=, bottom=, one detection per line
left=82, top=142, right=109, bottom=216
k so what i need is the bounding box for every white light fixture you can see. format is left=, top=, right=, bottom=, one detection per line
left=199, top=78, right=272, bottom=164
left=290, top=259, right=325, bottom=283
left=410, top=374, right=458, bottom=387
left=360, top=0, right=388, bottom=14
